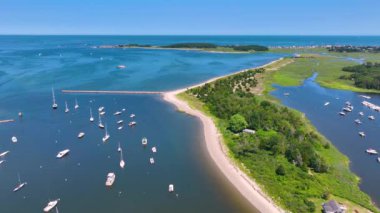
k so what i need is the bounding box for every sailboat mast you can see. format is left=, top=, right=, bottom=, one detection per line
left=52, top=88, right=56, bottom=105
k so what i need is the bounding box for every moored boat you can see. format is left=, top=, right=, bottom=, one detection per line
left=359, top=132, right=366, bottom=137
left=90, top=108, right=94, bottom=122
left=117, top=120, right=123, bottom=124
left=78, top=132, right=85, bottom=138
left=11, top=136, right=18, bottom=143
left=98, top=106, right=105, bottom=112
left=168, top=184, right=174, bottom=192
left=339, top=112, right=346, bottom=116
left=114, top=111, right=122, bottom=116
left=117, top=65, right=126, bottom=69
left=128, top=121, right=137, bottom=126
left=368, top=115, right=375, bottom=120
left=74, top=99, right=79, bottom=109
left=56, top=149, right=70, bottom=158
left=130, top=114, right=135, bottom=118
left=98, top=114, right=105, bottom=129
left=324, top=102, right=330, bottom=106
left=366, top=148, right=378, bottom=155
left=150, top=157, right=155, bottom=164
left=64, top=101, right=69, bottom=113
left=0, top=150, right=10, bottom=157
left=359, top=111, right=364, bottom=116
left=152, top=147, right=157, bottom=153
left=43, top=199, right=60, bottom=212
left=102, top=124, right=110, bottom=142
left=142, top=137, right=148, bottom=146
left=105, top=172, right=115, bottom=186
left=52, top=88, right=58, bottom=109
left=354, top=119, right=362, bottom=124
left=13, top=174, right=27, bottom=192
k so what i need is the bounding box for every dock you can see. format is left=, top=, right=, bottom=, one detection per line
left=61, top=90, right=163, bottom=95
left=362, top=101, right=380, bottom=111
left=0, top=119, right=15, bottom=123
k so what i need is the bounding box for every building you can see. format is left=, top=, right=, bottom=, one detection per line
left=322, top=200, right=345, bottom=213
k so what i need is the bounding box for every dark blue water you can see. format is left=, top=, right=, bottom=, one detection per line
left=272, top=74, right=380, bottom=206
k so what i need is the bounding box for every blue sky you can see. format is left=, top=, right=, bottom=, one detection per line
left=1, top=0, right=379, bottom=35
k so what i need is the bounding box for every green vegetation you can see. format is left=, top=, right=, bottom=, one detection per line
left=340, top=62, right=380, bottom=90
left=328, top=45, right=380, bottom=53
left=162, top=43, right=218, bottom=49
left=179, top=68, right=378, bottom=212
left=162, top=43, right=269, bottom=51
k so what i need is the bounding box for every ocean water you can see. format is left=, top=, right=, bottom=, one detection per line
left=272, top=74, right=380, bottom=206
left=0, top=36, right=379, bottom=212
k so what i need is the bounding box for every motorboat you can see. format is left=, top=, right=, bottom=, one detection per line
left=56, top=149, right=70, bottom=159
left=142, top=137, right=148, bottom=146
left=114, top=111, right=122, bottom=116
left=339, top=112, right=346, bottom=116
left=128, top=121, right=137, bottom=126
left=13, top=174, right=27, bottom=192
left=150, top=157, right=155, bottom=164
left=168, top=184, right=174, bottom=192
left=43, top=199, right=60, bottom=212
left=152, top=147, right=157, bottom=153
left=368, top=115, right=375, bottom=120
left=78, top=132, right=85, bottom=138
left=105, top=172, right=115, bottom=186
left=117, top=120, right=123, bottom=124
left=98, top=106, right=105, bottom=112
left=354, top=119, right=362, bottom=124
left=359, top=132, right=366, bottom=137
left=366, top=148, right=378, bottom=155
left=324, top=102, right=330, bottom=106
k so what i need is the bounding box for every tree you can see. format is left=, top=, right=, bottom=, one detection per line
left=275, top=165, right=286, bottom=176
left=229, top=114, right=248, bottom=133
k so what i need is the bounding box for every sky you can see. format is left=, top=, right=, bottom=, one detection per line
left=1, top=0, right=380, bottom=35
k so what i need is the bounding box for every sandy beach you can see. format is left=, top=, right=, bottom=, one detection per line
left=162, top=59, right=285, bottom=213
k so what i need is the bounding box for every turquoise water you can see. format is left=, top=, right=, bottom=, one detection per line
left=0, top=36, right=379, bottom=212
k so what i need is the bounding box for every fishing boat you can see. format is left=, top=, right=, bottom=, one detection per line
left=168, top=184, right=174, bottom=192
left=78, top=132, right=85, bottom=138
left=339, top=112, right=346, bottom=116
left=130, top=114, right=135, bottom=118
left=117, top=120, right=123, bottom=124
left=56, top=149, right=70, bottom=158
left=359, top=112, right=364, bottom=116
left=43, top=199, right=60, bottom=212
left=11, top=136, right=17, bottom=143
left=120, top=150, right=125, bottom=169
left=74, top=99, right=79, bottom=109
left=366, top=148, right=378, bottom=155
left=13, top=174, right=27, bottom=192
left=0, top=150, right=10, bottom=157
left=65, top=101, right=69, bottom=113
left=142, top=137, right=148, bottom=146
left=102, top=124, right=110, bottom=142
left=152, top=147, right=157, bottom=153
left=98, top=114, right=104, bottom=129
left=359, top=132, right=366, bottom=137
left=324, top=102, right=330, bottom=106
left=98, top=106, right=105, bottom=112
left=105, top=172, right=115, bottom=187
left=128, top=121, right=137, bottom=126
left=117, top=65, right=126, bottom=69
left=52, top=88, right=58, bottom=109
left=150, top=157, right=155, bottom=164
left=368, top=115, right=375, bottom=120
left=114, top=111, right=122, bottom=116
left=354, top=119, right=362, bottom=124
left=90, top=108, right=94, bottom=122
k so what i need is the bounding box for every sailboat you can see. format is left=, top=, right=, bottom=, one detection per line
left=102, top=124, right=110, bottom=142
left=74, top=98, right=79, bottom=109
left=98, top=114, right=104, bottom=129
left=52, top=88, right=58, bottom=109
left=65, top=101, right=69, bottom=113
left=89, top=108, right=94, bottom=122
left=43, top=199, right=60, bottom=212
left=120, top=149, right=125, bottom=169
left=13, top=173, right=27, bottom=192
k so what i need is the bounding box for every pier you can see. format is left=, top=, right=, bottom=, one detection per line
left=61, top=90, right=164, bottom=95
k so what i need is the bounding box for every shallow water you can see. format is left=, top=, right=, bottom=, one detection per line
left=272, top=74, right=380, bottom=206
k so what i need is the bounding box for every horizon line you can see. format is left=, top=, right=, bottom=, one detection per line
left=1, top=34, right=380, bottom=37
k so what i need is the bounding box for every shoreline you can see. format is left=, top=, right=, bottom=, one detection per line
left=162, top=59, right=285, bottom=213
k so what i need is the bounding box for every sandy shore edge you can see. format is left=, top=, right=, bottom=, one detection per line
left=162, top=59, right=285, bottom=213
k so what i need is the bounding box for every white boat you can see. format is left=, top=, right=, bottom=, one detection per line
left=150, top=157, right=155, bottom=164
left=168, top=184, right=174, bottom=192
left=43, top=199, right=60, bottom=212
left=18, top=112, right=23, bottom=117
left=98, top=114, right=104, bottom=129
left=368, top=115, right=375, bottom=120
left=0, top=160, right=5, bottom=165
left=90, top=108, right=94, bottom=122
left=114, top=111, right=122, bottom=116
left=152, top=147, right=157, bottom=153
left=283, top=93, right=290, bottom=96
left=118, top=126, right=123, bottom=130
left=366, top=148, right=378, bottom=155
left=359, top=112, right=364, bottom=116
left=142, top=137, right=148, bottom=146
left=0, top=150, right=10, bottom=157
left=56, top=149, right=70, bottom=158
left=105, top=172, right=115, bottom=187
left=11, top=136, right=18, bottom=143
left=342, top=107, right=352, bottom=112
left=102, top=124, right=110, bottom=142
left=65, top=101, right=69, bottom=113
left=117, top=65, right=126, bottom=69
left=339, top=112, right=346, bottom=116
left=52, top=88, right=58, bottom=109
left=377, top=157, right=380, bottom=163
left=360, top=95, right=371, bottom=99
left=324, top=102, right=330, bottom=106
left=117, top=120, right=123, bottom=124
left=120, top=150, right=125, bottom=169
left=122, top=108, right=126, bottom=111
left=74, top=99, right=79, bottom=109
left=130, top=114, right=135, bottom=118
left=13, top=174, right=27, bottom=192
left=359, top=132, right=366, bottom=137
left=78, top=132, right=85, bottom=138
left=354, top=119, right=362, bottom=124
left=128, top=121, right=137, bottom=126
left=98, top=106, right=105, bottom=112
left=117, top=142, right=121, bottom=152
left=100, top=111, right=106, bottom=116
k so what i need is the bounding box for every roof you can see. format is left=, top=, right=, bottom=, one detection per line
left=322, top=200, right=342, bottom=213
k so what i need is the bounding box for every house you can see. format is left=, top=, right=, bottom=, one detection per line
left=242, top=129, right=256, bottom=134
left=322, top=200, right=345, bottom=213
